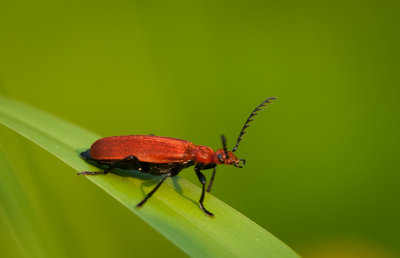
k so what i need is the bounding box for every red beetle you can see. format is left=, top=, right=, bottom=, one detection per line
left=79, top=97, right=276, bottom=216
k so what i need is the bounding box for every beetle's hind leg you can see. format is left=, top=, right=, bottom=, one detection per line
left=78, top=155, right=142, bottom=175
left=136, top=172, right=172, bottom=208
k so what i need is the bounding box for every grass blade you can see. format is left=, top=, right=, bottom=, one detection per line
left=0, top=95, right=299, bottom=257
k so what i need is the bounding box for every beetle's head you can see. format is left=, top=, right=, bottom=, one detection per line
left=213, top=135, right=245, bottom=168
left=213, top=149, right=245, bottom=168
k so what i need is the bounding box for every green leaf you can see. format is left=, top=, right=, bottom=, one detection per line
left=0, top=95, right=299, bottom=258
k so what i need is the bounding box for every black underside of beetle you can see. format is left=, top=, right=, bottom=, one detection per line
left=80, top=149, right=195, bottom=176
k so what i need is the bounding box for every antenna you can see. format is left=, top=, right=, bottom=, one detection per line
left=221, top=134, right=228, bottom=158
left=232, top=97, right=276, bottom=152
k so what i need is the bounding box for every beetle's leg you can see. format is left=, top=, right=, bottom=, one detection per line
left=195, top=166, right=214, bottom=216
left=136, top=172, right=171, bottom=208
left=206, top=167, right=216, bottom=193
left=78, top=155, right=142, bottom=175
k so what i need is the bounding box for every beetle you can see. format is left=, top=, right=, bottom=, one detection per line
left=78, top=97, right=276, bottom=216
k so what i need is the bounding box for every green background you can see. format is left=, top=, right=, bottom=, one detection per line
left=1, top=0, right=399, bottom=257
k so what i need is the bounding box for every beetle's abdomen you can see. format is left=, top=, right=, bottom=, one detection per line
left=89, top=135, right=195, bottom=163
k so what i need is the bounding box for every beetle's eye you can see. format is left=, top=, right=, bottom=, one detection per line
left=217, top=154, right=224, bottom=163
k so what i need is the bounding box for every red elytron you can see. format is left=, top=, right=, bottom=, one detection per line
left=79, top=97, right=276, bottom=216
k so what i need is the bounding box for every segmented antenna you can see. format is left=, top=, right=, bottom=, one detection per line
left=221, top=134, right=228, bottom=158
left=232, top=97, right=276, bottom=152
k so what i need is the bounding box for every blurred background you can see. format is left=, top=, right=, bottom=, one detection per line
left=0, top=0, right=399, bottom=257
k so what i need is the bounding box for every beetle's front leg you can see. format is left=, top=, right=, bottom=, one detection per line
left=195, top=166, right=214, bottom=216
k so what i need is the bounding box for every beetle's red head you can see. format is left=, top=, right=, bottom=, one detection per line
left=212, top=149, right=245, bottom=168
left=212, top=135, right=245, bottom=168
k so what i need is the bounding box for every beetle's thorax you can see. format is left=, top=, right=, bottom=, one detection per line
left=192, top=145, right=215, bottom=165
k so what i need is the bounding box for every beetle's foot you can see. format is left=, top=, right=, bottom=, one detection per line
left=136, top=198, right=148, bottom=208
left=199, top=204, right=214, bottom=217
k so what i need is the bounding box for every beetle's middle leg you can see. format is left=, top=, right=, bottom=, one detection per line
left=206, top=167, right=216, bottom=193
left=136, top=172, right=172, bottom=208
left=78, top=155, right=142, bottom=175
